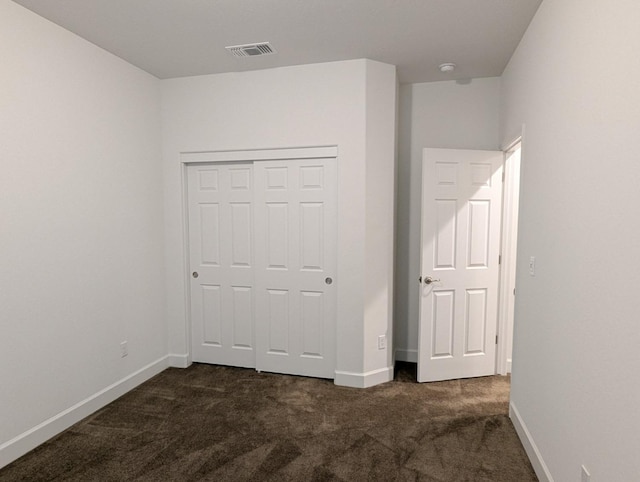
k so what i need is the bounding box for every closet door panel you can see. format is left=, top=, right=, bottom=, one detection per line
left=254, top=159, right=337, bottom=379
left=188, top=163, right=255, bottom=368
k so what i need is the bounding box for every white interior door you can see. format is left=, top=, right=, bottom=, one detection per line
left=188, top=163, right=256, bottom=368
left=254, top=158, right=337, bottom=379
left=418, top=148, right=503, bottom=382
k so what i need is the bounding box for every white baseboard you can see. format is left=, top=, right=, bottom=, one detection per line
left=168, top=353, right=191, bottom=368
left=334, top=366, right=394, bottom=388
left=394, top=348, right=418, bottom=363
left=509, top=401, right=554, bottom=482
left=0, top=355, right=170, bottom=469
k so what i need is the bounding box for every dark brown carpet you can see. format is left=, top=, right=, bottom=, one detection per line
left=1, top=363, right=537, bottom=481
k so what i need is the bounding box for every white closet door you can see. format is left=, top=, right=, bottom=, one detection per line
left=187, top=163, right=255, bottom=368
left=254, top=159, right=337, bottom=378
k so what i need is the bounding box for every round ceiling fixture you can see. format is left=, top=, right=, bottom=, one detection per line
left=439, top=63, right=456, bottom=73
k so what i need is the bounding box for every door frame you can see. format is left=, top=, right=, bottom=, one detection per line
left=180, top=145, right=338, bottom=368
left=497, top=130, right=524, bottom=375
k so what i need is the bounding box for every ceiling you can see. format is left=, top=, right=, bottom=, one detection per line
left=12, top=0, right=542, bottom=84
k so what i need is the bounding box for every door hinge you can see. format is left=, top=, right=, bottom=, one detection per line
left=502, top=170, right=506, bottom=182
left=498, top=254, right=502, bottom=265
left=496, top=335, right=498, bottom=345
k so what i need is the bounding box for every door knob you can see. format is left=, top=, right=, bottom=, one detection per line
left=424, top=276, right=440, bottom=285
left=192, top=272, right=199, bottom=279
left=325, top=277, right=333, bottom=285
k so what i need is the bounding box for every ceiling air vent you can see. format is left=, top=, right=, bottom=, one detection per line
left=225, top=42, right=276, bottom=58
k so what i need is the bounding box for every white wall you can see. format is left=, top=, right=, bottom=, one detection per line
left=0, top=0, right=165, bottom=466
left=394, top=78, right=500, bottom=361
left=160, top=59, right=397, bottom=386
left=502, top=0, right=640, bottom=480
left=364, top=61, right=397, bottom=374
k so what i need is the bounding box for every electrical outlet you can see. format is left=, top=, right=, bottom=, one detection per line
left=377, top=335, right=387, bottom=350
left=529, top=256, right=536, bottom=276
left=581, top=465, right=591, bottom=482
left=120, top=341, right=128, bottom=358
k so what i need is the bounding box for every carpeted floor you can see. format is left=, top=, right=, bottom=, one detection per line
left=0, top=362, right=537, bottom=481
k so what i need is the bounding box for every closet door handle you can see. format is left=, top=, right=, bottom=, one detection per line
left=192, top=272, right=199, bottom=279
left=325, top=277, right=333, bottom=285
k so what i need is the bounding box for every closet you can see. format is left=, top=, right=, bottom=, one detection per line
left=186, top=154, right=337, bottom=378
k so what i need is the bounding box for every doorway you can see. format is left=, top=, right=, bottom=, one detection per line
left=417, top=144, right=522, bottom=382
left=497, top=141, right=522, bottom=375
left=185, top=149, right=338, bottom=379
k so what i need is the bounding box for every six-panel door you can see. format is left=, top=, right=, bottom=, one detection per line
left=418, top=148, right=503, bottom=382
left=253, top=159, right=337, bottom=379
left=188, top=163, right=256, bottom=368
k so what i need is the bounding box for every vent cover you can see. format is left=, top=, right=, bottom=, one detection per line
left=225, top=42, right=276, bottom=58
